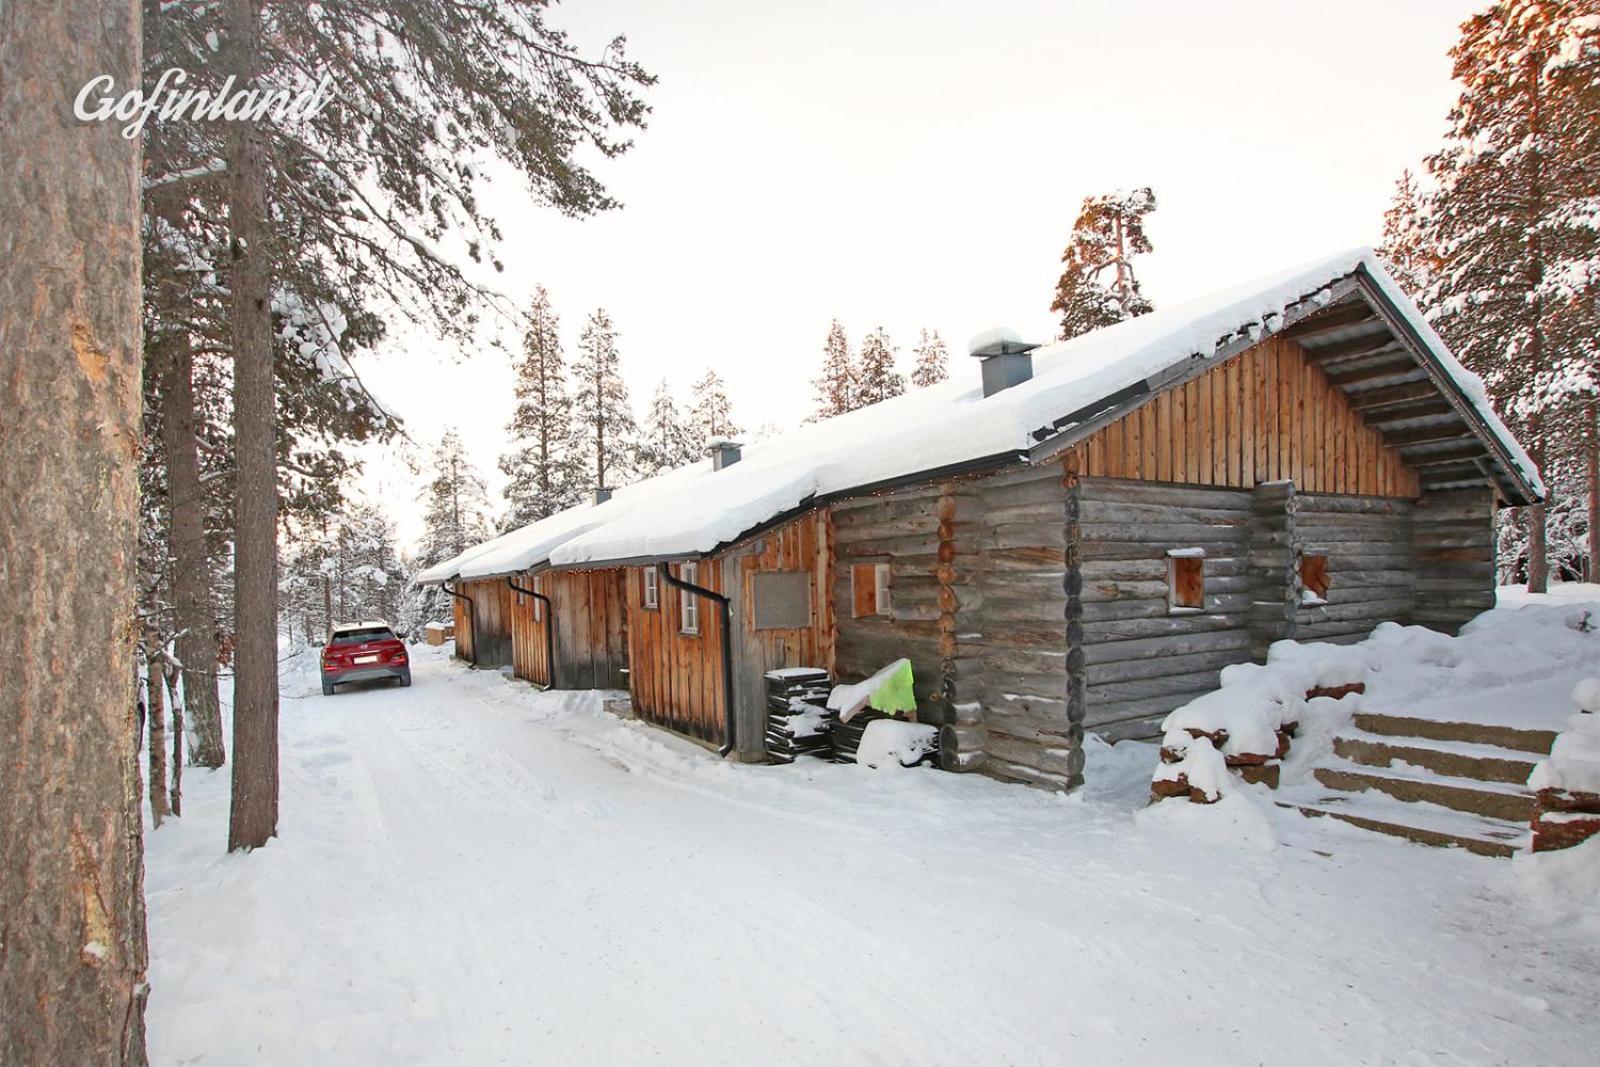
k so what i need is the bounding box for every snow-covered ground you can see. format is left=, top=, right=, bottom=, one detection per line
left=146, top=612, right=1600, bottom=1065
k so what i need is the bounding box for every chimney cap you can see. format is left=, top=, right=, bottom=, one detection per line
left=709, top=438, right=744, bottom=471
left=593, top=487, right=613, bottom=504
left=968, top=326, right=1039, bottom=359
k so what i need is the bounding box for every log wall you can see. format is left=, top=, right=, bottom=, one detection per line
left=948, top=466, right=1080, bottom=789
left=1293, top=493, right=1416, bottom=643
left=625, top=563, right=728, bottom=744
left=724, top=511, right=834, bottom=761
left=831, top=486, right=948, bottom=712
left=1075, top=477, right=1257, bottom=742
left=1412, top=488, right=1497, bottom=633
left=1058, top=336, right=1422, bottom=497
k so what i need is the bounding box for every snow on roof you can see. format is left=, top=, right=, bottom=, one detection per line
left=417, top=249, right=1539, bottom=583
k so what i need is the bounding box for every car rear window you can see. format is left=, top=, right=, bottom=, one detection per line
left=331, top=627, right=395, bottom=645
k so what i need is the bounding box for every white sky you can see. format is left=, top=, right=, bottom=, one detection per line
left=357, top=0, right=1482, bottom=550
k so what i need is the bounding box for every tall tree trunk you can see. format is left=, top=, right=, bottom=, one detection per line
left=0, top=1, right=150, bottom=1061
left=166, top=665, right=184, bottom=818
left=1588, top=398, right=1598, bottom=584
left=145, top=652, right=170, bottom=828
left=1527, top=417, right=1550, bottom=594
left=159, top=329, right=226, bottom=767
left=227, top=0, right=280, bottom=851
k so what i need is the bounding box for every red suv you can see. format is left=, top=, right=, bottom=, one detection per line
left=321, top=622, right=410, bottom=695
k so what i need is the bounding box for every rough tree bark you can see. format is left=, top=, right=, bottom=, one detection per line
left=144, top=649, right=170, bottom=828
left=0, top=1, right=151, bottom=1062
left=166, top=664, right=185, bottom=818
left=158, top=328, right=227, bottom=768
left=227, top=0, right=281, bottom=851
left=1588, top=399, right=1598, bottom=584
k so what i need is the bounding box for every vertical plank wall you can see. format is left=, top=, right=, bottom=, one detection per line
left=461, top=579, right=513, bottom=667
left=625, top=562, right=728, bottom=744
left=507, top=569, right=629, bottom=689
left=724, top=511, right=834, bottom=760
left=1059, top=337, right=1421, bottom=497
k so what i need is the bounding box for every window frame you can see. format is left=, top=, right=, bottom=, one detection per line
left=1300, top=552, right=1331, bottom=605
left=851, top=561, right=891, bottom=619
left=678, top=562, right=700, bottom=635
left=1165, top=548, right=1206, bottom=614
left=642, top=566, right=659, bottom=610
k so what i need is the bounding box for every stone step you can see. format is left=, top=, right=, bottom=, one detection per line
left=1287, top=793, right=1527, bottom=859
left=1352, top=711, right=1558, bottom=755
left=1314, top=760, right=1537, bottom=823
left=1332, top=730, right=1541, bottom=786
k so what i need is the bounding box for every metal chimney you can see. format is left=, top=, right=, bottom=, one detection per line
left=969, top=328, right=1041, bottom=398
left=594, top=487, right=613, bottom=504
left=709, top=439, right=743, bottom=471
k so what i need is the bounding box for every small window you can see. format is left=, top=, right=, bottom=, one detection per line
left=1166, top=548, right=1205, bottom=612
left=1300, top=554, right=1330, bottom=605
left=642, top=567, right=659, bottom=610
left=754, top=571, right=811, bottom=630
left=679, top=562, right=700, bottom=635
left=852, top=562, right=891, bottom=618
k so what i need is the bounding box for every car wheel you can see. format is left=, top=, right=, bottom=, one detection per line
left=398, top=670, right=412, bottom=688
left=322, top=680, right=335, bottom=696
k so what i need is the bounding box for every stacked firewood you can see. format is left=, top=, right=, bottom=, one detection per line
left=831, top=709, right=894, bottom=764
left=1529, top=694, right=1600, bottom=852
left=764, top=668, right=834, bottom=764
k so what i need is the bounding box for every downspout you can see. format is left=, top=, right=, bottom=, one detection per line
left=506, top=576, right=555, bottom=690
left=657, top=562, right=736, bottom=758
left=441, top=580, right=475, bottom=663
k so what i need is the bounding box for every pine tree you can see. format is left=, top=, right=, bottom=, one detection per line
left=1050, top=187, right=1157, bottom=340
left=690, top=369, right=741, bottom=445
left=1378, top=169, right=1437, bottom=296
left=500, top=286, right=584, bottom=529
left=637, top=379, right=699, bottom=476
left=811, top=319, right=857, bottom=420
left=855, top=327, right=905, bottom=406
left=572, top=309, right=638, bottom=490
left=910, top=328, right=950, bottom=387
left=414, top=431, right=493, bottom=627
left=1421, top=2, right=1600, bottom=591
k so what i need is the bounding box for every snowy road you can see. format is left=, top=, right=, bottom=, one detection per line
left=146, top=646, right=1600, bottom=1066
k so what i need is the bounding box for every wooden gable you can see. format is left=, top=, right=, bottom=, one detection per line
left=1059, top=336, right=1422, bottom=498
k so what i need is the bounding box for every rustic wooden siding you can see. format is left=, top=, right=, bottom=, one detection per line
left=1294, top=493, right=1416, bottom=643
left=508, top=575, right=550, bottom=684
left=625, top=563, right=727, bottom=744
left=1075, top=477, right=1257, bottom=742
left=724, top=511, right=834, bottom=760
left=452, top=589, right=473, bottom=663
left=1412, top=488, right=1497, bottom=634
left=1060, top=337, right=1422, bottom=498
left=459, top=578, right=513, bottom=667
left=509, top=569, right=628, bottom=689
left=831, top=485, right=947, bottom=711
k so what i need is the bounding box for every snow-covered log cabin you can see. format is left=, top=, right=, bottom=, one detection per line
left=417, top=250, right=1541, bottom=790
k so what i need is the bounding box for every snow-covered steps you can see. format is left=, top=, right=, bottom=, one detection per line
left=1331, top=729, right=1543, bottom=786
left=1294, top=709, right=1559, bottom=857
left=1286, top=792, right=1529, bottom=859
left=1350, top=711, right=1558, bottom=756
left=1313, top=758, right=1536, bottom=823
